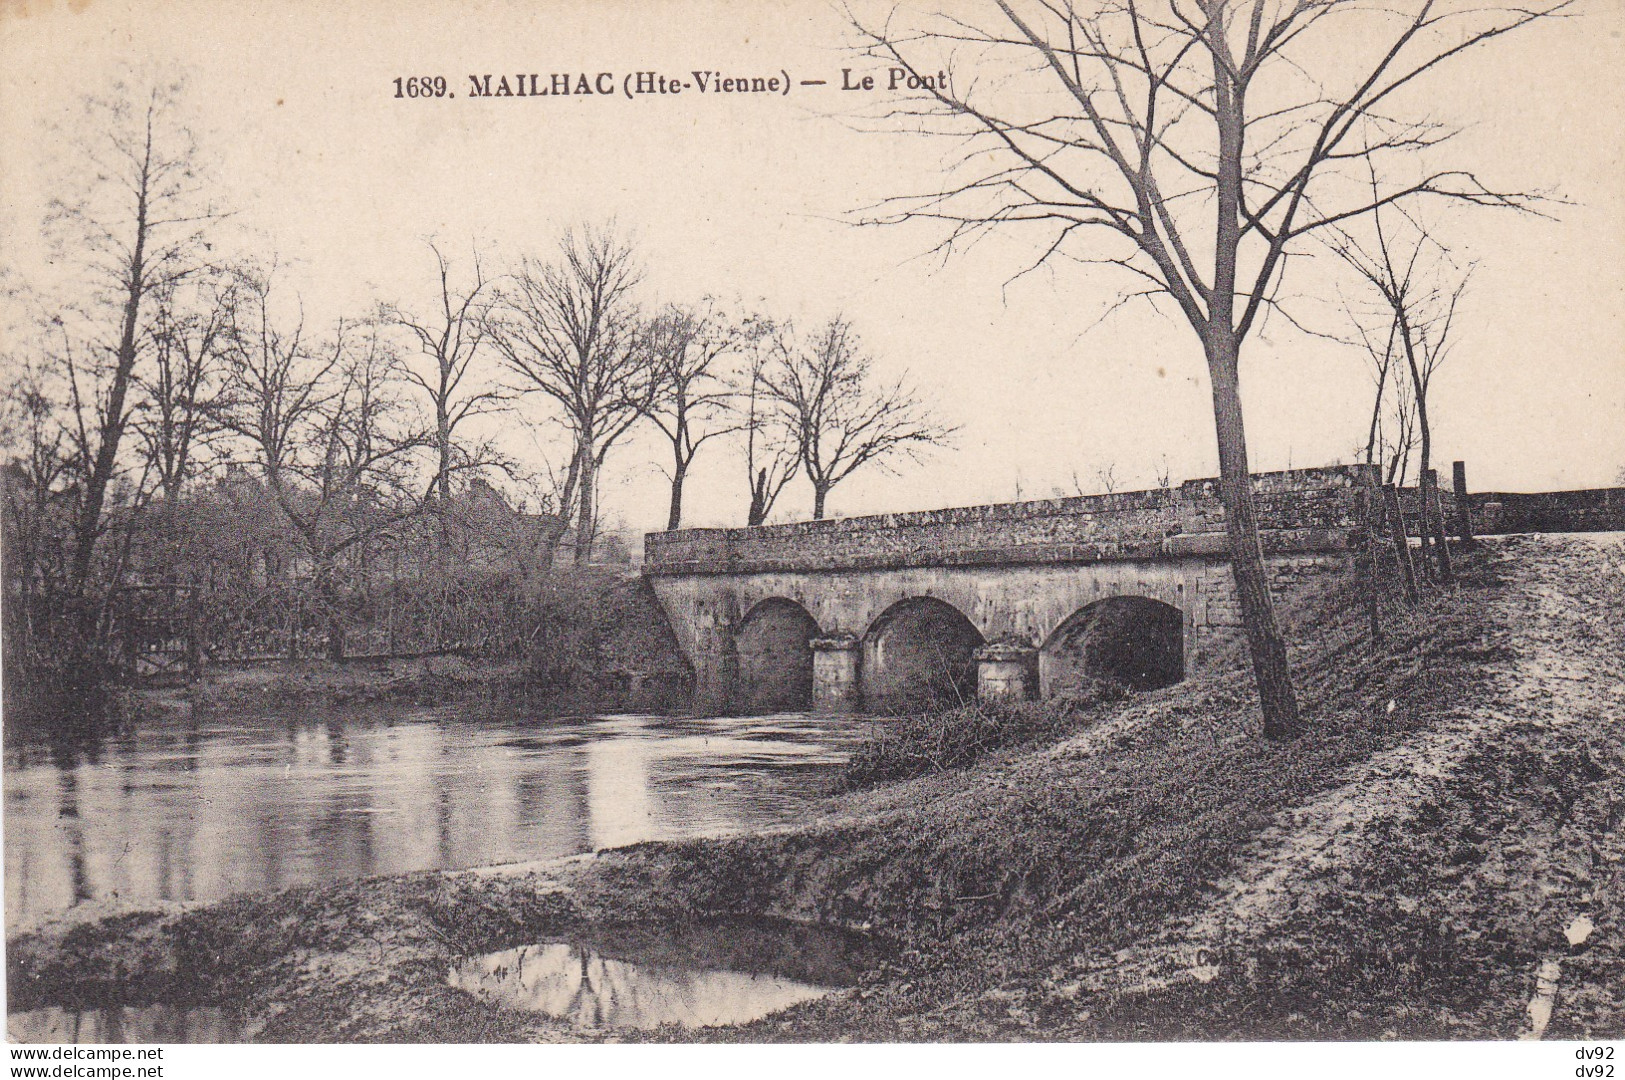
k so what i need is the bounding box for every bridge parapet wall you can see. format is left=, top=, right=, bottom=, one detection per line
left=645, top=464, right=1376, bottom=575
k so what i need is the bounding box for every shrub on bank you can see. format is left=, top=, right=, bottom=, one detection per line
left=844, top=676, right=1130, bottom=786
left=518, top=571, right=693, bottom=710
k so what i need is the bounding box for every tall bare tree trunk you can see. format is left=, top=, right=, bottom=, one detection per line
left=666, top=463, right=686, bottom=532
left=1415, top=430, right=1437, bottom=579
left=1383, top=483, right=1420, bottom=605
left=317, top=561, right=346, bottom=662
left=435, top=403, right=452, bottom=503
left=537, top=446, right=583, bottom=570
left=1208, top=337, right=1301, bottom=739
left=574, top=440, right=595, bottom=567
left=1364, top=337, right=1391, bottom=467
left=1209, top=29, right=1300, bottom=739
left=812, top=483, right=829, bottom=520
left=433, top=401, right=453, bottom=558
left=1397, top=311, right=1455, bottom=584
left=71, top=190, right=148, bottom=599
left=747, top=468, right=768, bottom=527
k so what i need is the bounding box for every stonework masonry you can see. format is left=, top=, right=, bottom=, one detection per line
left=1399, top=485, right=1625, bottom=536
left=644, top=466, right=1380, bottom=715
left=646, top=465, right=1371, bottom=577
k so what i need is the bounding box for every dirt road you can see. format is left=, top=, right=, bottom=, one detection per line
left=1077, top=533, right=1624, bottom=1038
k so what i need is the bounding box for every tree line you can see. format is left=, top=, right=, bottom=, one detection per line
left=0, top=79, right=953, bottom=704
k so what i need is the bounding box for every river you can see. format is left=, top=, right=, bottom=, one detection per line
left=3, top=705, right=869, bottom=930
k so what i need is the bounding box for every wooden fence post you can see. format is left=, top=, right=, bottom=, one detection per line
left=1424, top=468, right=1455, bottom=585
left=1452, top=460, right=1475, bottom=546
left=1383, top=483, right=1419, bottom=605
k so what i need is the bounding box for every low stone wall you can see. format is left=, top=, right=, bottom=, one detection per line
left=1396, top=486, right=1625, bottom=536
left=1476, top=489, right=1625, bottom=533
left=646, top=465, right=1376, bottom=575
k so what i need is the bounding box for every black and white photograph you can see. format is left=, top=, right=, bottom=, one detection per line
left=1, top=0, right=1621, bottom=1071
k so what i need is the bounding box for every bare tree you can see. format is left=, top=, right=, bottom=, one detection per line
left=487, top=225, right=654, bottom=565
left=1331, top=199, right=1469, bottom=584
left=2, top=278, right=130, bottom=694
left=386, top=242, right=508, bottom=514
left=742, top=335, right=801, bottom=527
left=1, top=359, right=77, bottom=612
left=1060, top=464, right=1115, bottom=496
left=855, top=0, right=1562, bottom=737
left=1351, top=310, right=1399, bottom=470
left=294, top=326, right=427, bottom=659
left=641, top=301, right=749, bottom=530
left=215, top=267, right=336, bottom=499
left=1337, top=282, right=1419, bottom=484
left=1383, top=363, right=1420, bottom=488
left=46, top=77, right=221, bottom=600
left=218, top=270, right=427, bottom=658
left=137, top=271, right=235, bottom=504
left=1153, top=454, right=1174, bottom=492
left=761, top=315, right=955, bottom=520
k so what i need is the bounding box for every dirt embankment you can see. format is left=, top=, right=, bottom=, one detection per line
left=9, top=534, right=1622, bottom=1042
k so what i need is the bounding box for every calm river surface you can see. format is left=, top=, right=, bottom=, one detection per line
left=3, top=706, right=868, bottom=929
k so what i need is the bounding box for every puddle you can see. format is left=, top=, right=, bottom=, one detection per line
left=6, top=1004, right=244, bottom=1044
left=1522, top=957, right=1564, bottom=1040
left=449, top=919, right=877, bottom=1031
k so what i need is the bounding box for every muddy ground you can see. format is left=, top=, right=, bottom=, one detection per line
left=7, top=533, right=1622, bottom=1042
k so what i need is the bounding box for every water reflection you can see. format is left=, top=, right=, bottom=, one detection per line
left=450, top=920, right=875, bottom=1030
left=454, top=943, right=830, bottom=1029
left=4, top=709, right=865, bottom=928
left=6, top=1005, right=243, bottom=1044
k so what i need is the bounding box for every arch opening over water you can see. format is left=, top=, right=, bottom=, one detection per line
left=733, top=599, right=819, bottom=712
left=1041, top=596, right=1184, bottom=696
left=862, top=597, right=984, bottom=712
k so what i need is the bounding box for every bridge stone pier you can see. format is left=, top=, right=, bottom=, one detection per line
left=644, top=465, right=1379, bottom=715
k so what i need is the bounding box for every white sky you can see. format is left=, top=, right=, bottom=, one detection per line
left=2, top=0, right=1621, bottom=533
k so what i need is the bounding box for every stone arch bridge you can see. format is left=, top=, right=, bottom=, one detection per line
left=644, top=465, right=1379, bottom=715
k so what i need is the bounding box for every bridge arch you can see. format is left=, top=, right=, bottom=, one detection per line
left=862, top=596, right=984, bottom=711
left=1040, top=595, right=1184, bottom=697
left=733, top=598, right=820, bottom=712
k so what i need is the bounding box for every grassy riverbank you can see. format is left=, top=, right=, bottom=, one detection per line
left=8, top=534, right=1622, bottom=1041
left=31, top=571, right=697, bottom=728
left=149, top=651, right=683, bottom=718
